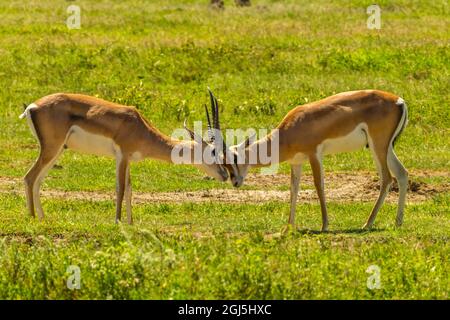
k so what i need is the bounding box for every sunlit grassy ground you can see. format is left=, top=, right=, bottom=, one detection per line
left=0, top=193, right=448, bottom=299
left=0, top=0, right=448, bottom=299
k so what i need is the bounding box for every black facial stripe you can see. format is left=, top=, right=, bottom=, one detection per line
left=233, top=155, right=240, bottom=176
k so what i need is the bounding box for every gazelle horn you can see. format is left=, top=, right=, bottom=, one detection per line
left=207, top=88, right=228, bottom=156
left=204, top=104, right=214, bottom=143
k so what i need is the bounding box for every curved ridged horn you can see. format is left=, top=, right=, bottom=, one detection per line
left=208, top=88, right=220, bottom=131
left=204, top=104, right=214, bottom=143
left=207, top=88, right=227, bottom=155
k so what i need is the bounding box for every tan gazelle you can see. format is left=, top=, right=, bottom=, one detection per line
left=20, top=90, right=229, bottom=224
left=222, top=90, right=409, bottom=231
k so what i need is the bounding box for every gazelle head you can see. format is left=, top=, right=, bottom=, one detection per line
left=224, top=135, right=254, bottom=188
left=183, top=89, right=230, bottom=182
left=193, top=89, right=255, bottom=188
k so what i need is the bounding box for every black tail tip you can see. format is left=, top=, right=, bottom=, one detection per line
left=22, top=103, right=28, bottom=110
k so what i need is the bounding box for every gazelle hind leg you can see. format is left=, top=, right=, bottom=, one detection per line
left=363, top=142, right=393, bottom=229
left=387, top=146, right=408, bottom=226
left=24, top=165, right=37, bottom=217
left=288, top=164, right=302, bottom=226
left=24, top=145, right=64, bottom=219
left=309, top=153, right=328, bottom=232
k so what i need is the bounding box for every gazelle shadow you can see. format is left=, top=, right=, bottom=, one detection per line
left=271, top=226, right=388, bottom=238
left=295, top=227, right=386, bottom=235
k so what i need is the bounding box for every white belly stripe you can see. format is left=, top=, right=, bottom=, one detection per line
left=65, top=125, right=117, bottom=158
left=320, top=122, right=368, bottom=155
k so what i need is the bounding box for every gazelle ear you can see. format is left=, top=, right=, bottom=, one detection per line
left=185, top=127, right=195, bottom=140
left=245, top=133, right=256, bottom=148
left=238, top=133, right=256, bottom=149
left=184, top=119, right=203, bottom=142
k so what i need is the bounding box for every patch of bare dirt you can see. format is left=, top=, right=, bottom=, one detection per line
left=366, top=179, right=449, bottom=195
left=0, top=170, right=448, bottom=205
left=244, top=170, right=449, bottom=189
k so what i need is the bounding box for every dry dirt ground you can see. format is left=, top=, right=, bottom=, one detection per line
left=0, top=170, right=448, bottom=205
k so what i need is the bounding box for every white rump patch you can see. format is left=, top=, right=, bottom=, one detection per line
left=21, top=103, right=39, bottom=140
left=391, top=97, right=408, bottom=145
left=19, top=103, right=38, bottom=119
left=396, top=97, right=405, bottom=105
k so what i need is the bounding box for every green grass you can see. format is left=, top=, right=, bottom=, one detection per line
left=0, top=0, right=449, bottom=190
left=0, top=0, right=449, bottom=299
left=0, top=193, right=448, bottom=299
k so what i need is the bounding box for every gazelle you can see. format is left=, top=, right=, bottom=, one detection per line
left=222, top=90, right=408, bottom=230
left=20, top=90, right=228, bottom=224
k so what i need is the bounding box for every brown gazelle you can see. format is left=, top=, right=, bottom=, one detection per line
left=20, top=90, right=229, bottom=224
left=222, top=90, right=408, bottom=231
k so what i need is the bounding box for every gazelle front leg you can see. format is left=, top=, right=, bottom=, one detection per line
left=125, top=165, right=133, bottom=225
left=309, top=153, right=328, bottom=232
left=115, top=153, right=129, bottom=224
left=288, top=164, right=302, bottom=226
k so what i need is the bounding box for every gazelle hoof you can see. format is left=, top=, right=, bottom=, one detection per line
left=361, top=223, right=372, bottom=230
left=281, top=224, right=296, bottom=235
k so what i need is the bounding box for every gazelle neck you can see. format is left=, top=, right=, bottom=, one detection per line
left=140, top=127, right=196, bottom=164
left=245, top=131, right=282, bottom=168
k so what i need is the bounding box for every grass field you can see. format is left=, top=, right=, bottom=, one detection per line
left=0, top=0, right=448, bottom=299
